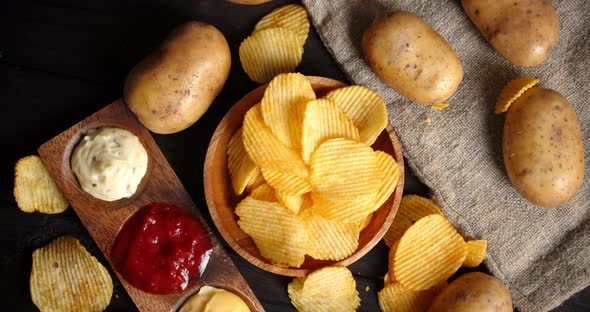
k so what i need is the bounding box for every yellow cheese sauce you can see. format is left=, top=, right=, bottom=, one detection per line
left=71, top=127, right=148, bottom=201
left=179, top=286, right=250, bottom=312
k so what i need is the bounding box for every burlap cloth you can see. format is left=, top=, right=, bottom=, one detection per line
left=301, top=0, right=590, bottom=311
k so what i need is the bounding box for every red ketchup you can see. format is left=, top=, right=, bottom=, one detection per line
left=111, top=202, right=213, bottom=294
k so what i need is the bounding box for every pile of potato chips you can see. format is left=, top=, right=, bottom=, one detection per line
left=288, top=266, right=360, bottom=312
left=379, top=195, right=487, bottom=311
left=239, top=5, right=310, bottom=83
left=30, top=236, right=113, bottom=312
left=227, top=72, right=396, bottom=267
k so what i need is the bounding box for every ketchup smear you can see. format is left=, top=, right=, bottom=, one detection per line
left=111, top=202, right=213, bottom=294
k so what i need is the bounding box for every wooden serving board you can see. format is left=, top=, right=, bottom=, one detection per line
left=38, top=99, right=264, bottom=312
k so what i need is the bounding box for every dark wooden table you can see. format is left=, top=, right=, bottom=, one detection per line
left=0, top=0, right=588, bottom=311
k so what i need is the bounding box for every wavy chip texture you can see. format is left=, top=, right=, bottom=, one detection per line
left=302, top=266, right=358, bottom=298
left=384, top=195, right=443, bottom=247
left=249, top=183, right=277, bottom=202
left=392, top=214, right=467, bottom=290
left=463, top=239, right=488, bottom=268
left=243, top=105, right=311, bottom=195
left=378, top=281, right=447, bottom=312
left=261, top=73, right=316, bottom=151
left=373, top=151, right=399, bottom=211
left=30, top=236, right=113, bottom=312
left=301, top=98, right=360, bottom=164
left=239, top=28, right=303, bottom=83
left=236, top=197, right=308, bottom=267
left=495, top=77, right=539, bottom=113
left=254, top=4, right=310, bottom=46
left=276, top=190, right=304, bottom=214
left=288, top=276, right=360, bottom=312
left=310, top=138, right=379, bottom=201
left=14, top=155, right=68, bottom=214
left=324, top=85, right=388, bottom=145
left=311, top=192, right=376, bottom=224
left=227, top=127, right=259, bottom=195
left=303, top=211, right=360, bottom=260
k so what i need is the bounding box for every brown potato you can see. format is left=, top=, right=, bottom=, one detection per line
left=503, top=87, right=584, bottom=208
left=362, top=11, right=463, bottom=105
left=428, top=272, right=512, bottom=312
left=462, top=0, right=560, bottom=67
left=125, top=21, right=231, bottom=134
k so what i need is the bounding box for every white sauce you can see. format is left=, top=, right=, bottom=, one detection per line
left=71, top=127, right=148, bottom=201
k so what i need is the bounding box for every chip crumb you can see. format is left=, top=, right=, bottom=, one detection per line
left=365, top=286, right=370, bottom=292
left=424, top=117, right=432, bottom=124
left=431, top=102, right=449, bottom=111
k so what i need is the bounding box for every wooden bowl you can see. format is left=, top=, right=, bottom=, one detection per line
left=204, top=76, right=404, bottom=277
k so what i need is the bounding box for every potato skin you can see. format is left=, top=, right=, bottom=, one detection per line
left=125, top=21, right=231, bottom=134
left=362, top=11, right=463, bottom=105
left=428, top=272, right=512, bottom=312
left=462, top=0, right=559, bottom=67
left=503, top=88, right=584, bottom=208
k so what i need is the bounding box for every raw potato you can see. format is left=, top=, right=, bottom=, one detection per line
left=462, top=0, right=559, bottom=67
left=125, top=21, right=231, bottom=134
left=503, top=87, right=584, bottom=208
left=428, top=272, right=512, bottom=312
left=362, top=11, right=463, bottom=105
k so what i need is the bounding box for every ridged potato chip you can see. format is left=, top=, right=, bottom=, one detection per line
left=249, top=183, right=277, bottom=202
left=261, top=73, right=315, bottom=151
left=243, top=105, right=311, bottom=195
left=311, top=192, right=376, bottom=224
left=303, top=211, right=360, bottom=260
left=301, top=98, right=360, bottom=163
left=227, top=128, right=259, bottom=195
left=302, top=266, right=359, bottom=299
left=253, top=4, right=310, bottom=46
left=310, top=138, right=379, bottom=201
left=288, top=275, right=360, bottom=312
left=246, top=168, right=265, bottom=191
left=276, top=190, right=304, bottom=214
left=373, top=151, right=399, bottom=211
left=30, top=236, right=113, bottom=312
left=239, top=28, right=303, bottom=83
left=236, top=197, right=308, bottom=267
left=392, top=214, right=467, bottom=290
left=324, top=85, right=388, bottom=145
left=463, top=239, right=488, bottom=268
left=383, top=195, right=443, bottom=247
left=14, top=155, right=68, bottom=214
left=357, top=212, right=373, bottom=231
left=378, top=282, right=444, bottom=312
left=495, top=77, right=539, bottom=113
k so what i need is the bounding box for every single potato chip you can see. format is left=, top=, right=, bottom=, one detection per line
left=324, top=85, right=388, bottom=145
left=392, top=214, right=467, bottom=290
left=310, top=138, right=379, bottom=201
left=253, top=4, right=310, bottom=46
left=236, top=197, right=308, bottom=267
left=249, top=183, right=277, bottom=202
left=463, top=239, right=488, bottom=268
left=30, top=236, right=113, bottom=312
left=14, top=155, right=68, bottom=214
left=227, top=127, right=259, bottom=195
left=378, top=282, right=443, bottom=312
left=495, top=77, right=539, bottom=113
left=372, top=151, right=399, bottom=211
left=302, top=266, right=359, bottom=299
left=243, top=105, right=311, bottom=195
left=288, top=276, right=360, bottom=312
left=261, top=73, right=316, bottom=151
left=276, top=190, right=304, bottom=214
left=431, top=102, right=449, bottom=111
left=246, top=168, right=265, bottom=191
left=239, top=28, right=303, bottom=83
left=357, top=212, right=373, bottom=232
left=383, top=195, right=443, bottom=247
left=303, top=211, right=360, bottom=260
left=311, top=192, right=376, bottom=224
left=301, top=98, right=360, bottom=164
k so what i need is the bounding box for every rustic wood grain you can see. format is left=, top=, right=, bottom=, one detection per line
left=203, top=76, right=405, bottom=277
left=37, top=99, right=264, bottom=312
